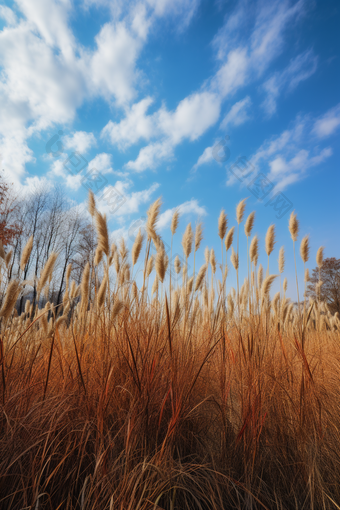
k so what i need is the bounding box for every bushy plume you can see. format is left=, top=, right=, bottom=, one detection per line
left=289, top=211, right=299, bottom=242
left=171, top=209, right=179, bottom=235
left=261, top=274, right=277, bottom=299
left=265, top=225, right=276, bottom=256
left=218, top=210, right=227, bottom=240
left=236, top=198, right=247, bottom=224
left=300, top=235, right=310, bottom=264
left=97, top=275, right=107, bottom=308
left=146, top=197, right=162, bottom=240
left=195, top=223, right=203, bottom=252
left=249, top=235, right=259, bottom=264
left=182, top=223, right=193, bottom=259
left=316, top=246, right=324, bottom=268
left=225, top=226, right=235, bottom=251
left=95, top=210, right=109, bottom=257
left=244, top=212, right=255, bottom=237
left=88, top=190, right=96, bottom=217
left=231, top=247, right=239, bottom=271
left=132, top=229, right=144, bottom=266
left=210, top=249, right=216, bottom=274
left=37, top=252, right=58, bottom=294
left=174, top=255, right=181, bottom=274
left=80, top=262, right=90, bottom=310
left=258, top=264, right=264, bottom=289
left=195, top=264, right=207, bottom=292
left=0, top=280, right=21, bottom=321
left=278, top=246, right=285, bottom=274
left=156, top=249, right=166, bottom=283
left=146, top=255, right=154, bottom=278
left=20, top=235, right=33, bottom=271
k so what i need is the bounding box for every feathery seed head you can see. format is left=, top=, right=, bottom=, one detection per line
left=37, top=252, right=58, bottom=294
left=174, top=255, right=181, bottom=274
left=300, top=235, right=310, bottom=264
left=244, top=212, right=255, bottom=237
left=0, top=280, right=21, bottom=321
left=265, top=224, right=276, bottom=256
left=88, top=190, right=96, bottom=217
left=249, top=235, right=259, bottom=264
left=236, top=198, right=247, bottom=224
left=289, top=211, right=299, bottom=242
left=278, top=246, right=285, bottom=274
left=316, top=246, right=324, bottom=268
left=20, top=235, right=33, bottom=271
left=231, top=247, right=239, bottom=271
left=131, top=229, right=144, bottom=266
left=195, top=222, right=203, bottom=252
left=171, top=209, right=179, bottom=235
left=218, top=210, right=228, bottom=240
left=225, top=226, right=235, bottom=251
left=146, top=197, right=162, bottom=239
left=95, top=211, right=109, bottom=257
left=182, top=223, right=193, bottom=259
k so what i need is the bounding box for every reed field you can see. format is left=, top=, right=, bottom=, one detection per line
left=0, top=193, right=340, bottom=510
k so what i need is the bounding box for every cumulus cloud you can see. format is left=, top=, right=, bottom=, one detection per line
left=220, top=96, right=251, bottom=128
left=63, top=131, right=97, bottom=153
left=312, top=103, right=340, bottom=138
left=191, top=146, right=214, bottom=172
left=243, top=115, right=334, bottom=191
left=262, top=49, right=318, bottom=116
left=101, top=97, right=155, bottom=149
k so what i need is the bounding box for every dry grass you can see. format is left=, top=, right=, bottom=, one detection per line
left=0, top=196, right=339, bottom=510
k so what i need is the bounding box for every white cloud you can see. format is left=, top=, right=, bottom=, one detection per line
left=88, top=153, right=113, bottom=174
left=312, top=103, right=340, bottom=138
left=191, top=146, right=214, bottom=172
left=159, top=91, right=221, bottom=143
left=244, top=115, right=334, bottom=192
left=101, top=97, right=155, bottom=149
left=220, top=96, right=251, bottom=128
left=157, top=199, right=207, bottom=230
left=262, top=50, right=317, bottom=116
left=63, top=131, right=96, bottom=153
left=88, top=17, right=148, bottom=105
left=125, top=140, right=174, bottom=172
left=210, top=48, right=249, bottom=99
left=0, top=6, right=18, bottom=26
left=96, top=180, right=160, bottom=218
left=124, top=91, right=221, bottom=171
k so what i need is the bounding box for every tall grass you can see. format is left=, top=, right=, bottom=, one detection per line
left=0, top=196, right=339, bottom=510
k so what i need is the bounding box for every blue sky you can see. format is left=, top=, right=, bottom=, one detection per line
left=0, top=0, right=339, bottom=298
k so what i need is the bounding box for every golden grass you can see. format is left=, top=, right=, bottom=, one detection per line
left=0, top=196, right=339, bottom=510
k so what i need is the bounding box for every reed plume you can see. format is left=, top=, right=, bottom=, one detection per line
left=132, top=229, right=144, bottom=266
left=20, top=235, right=33, bottom=271
left=146, top=197, right=162, bottom=240
left=156, top=249, right=166, bottom=283
left=225, top=226, right=235, bottom=252
left=88, top=190, right=96, bottom=217
left=95, top=211, right=109, bottom=257
left=171, top=209, right=179, bottom=235
left=0, top=280, right=21, bottom=321
left=300, top=235, right=310, bottom=264
left=195, top=223, right=203, bottom=252
left=182, top=223, right=193, bottom=260
left=37, top=252, right=58, bottom=295
left=244, top=212, right=255, bottom=238
left=218, top=210, right=227, bottom=240
left=236, top=198, right=247, bottom=224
